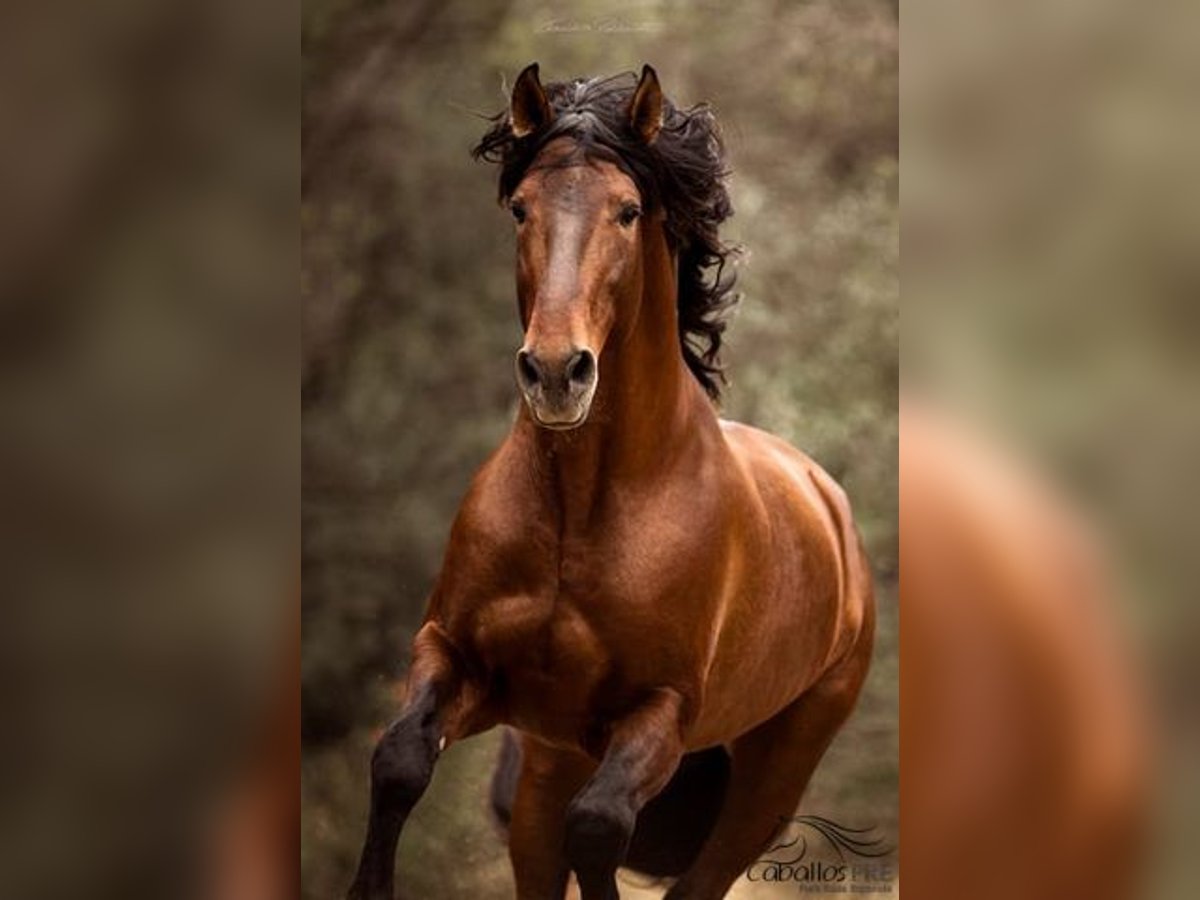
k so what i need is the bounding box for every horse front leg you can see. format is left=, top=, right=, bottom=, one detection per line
left=347, top=622, right=488, bottom=900
left=564, top=688, right=688, bottom=900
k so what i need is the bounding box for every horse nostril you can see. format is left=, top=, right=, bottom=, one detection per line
left=516, top=350, right=542, bottom=391
left=565, top=350, right=595, bottom=388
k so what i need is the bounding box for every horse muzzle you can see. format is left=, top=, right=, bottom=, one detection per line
left=515, top=346, right=598, bottom=430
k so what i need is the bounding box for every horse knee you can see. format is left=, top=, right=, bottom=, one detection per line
left=370, top=715, right=437, bottom=809
left=564, top=792, right=636, bottom=875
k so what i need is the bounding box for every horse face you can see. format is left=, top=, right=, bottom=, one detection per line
left=510, top=142, right=646, bottom=430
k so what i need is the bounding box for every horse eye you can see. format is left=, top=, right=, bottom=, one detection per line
left=618, top=204, right=641, bottom=227
left=510, top=201, right=527, bottom=225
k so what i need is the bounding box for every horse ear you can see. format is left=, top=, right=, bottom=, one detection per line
left=629, top=64, right=664, bottom=144
left=510, top=62, right=552, bottom=138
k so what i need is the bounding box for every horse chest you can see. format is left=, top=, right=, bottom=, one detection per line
left=467, top=592, right=616, bottom=741
left=470, top=590, right=610, bottom=683
left=452, top=488, right=707, bottom=741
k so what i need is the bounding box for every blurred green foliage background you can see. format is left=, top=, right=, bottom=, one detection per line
left=301, top=1, right=897, bottom=896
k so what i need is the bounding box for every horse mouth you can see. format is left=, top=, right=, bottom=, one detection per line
left=521, top=382, right=596, bottom=431
left=531, top=408, right=589, bottom=431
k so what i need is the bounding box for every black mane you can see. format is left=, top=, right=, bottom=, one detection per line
left=472, top=70, right=740, bottom=400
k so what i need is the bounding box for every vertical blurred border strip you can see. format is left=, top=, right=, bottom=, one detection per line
left=904, top=0, right=1199, bottom=897
left=0, top=0, right=298, bottom=898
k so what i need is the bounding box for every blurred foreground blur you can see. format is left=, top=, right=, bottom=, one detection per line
left=0, top=0, right=295, bottom=898
left=904, top=0, right=1199, bottom=897
left=902, top=403, right=1149, bottom=899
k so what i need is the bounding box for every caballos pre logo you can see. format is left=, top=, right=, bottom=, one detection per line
left=746, top=815, right=895, bottom=893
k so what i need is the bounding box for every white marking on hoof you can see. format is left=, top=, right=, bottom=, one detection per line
left=438, top=736, right=446, bottom=752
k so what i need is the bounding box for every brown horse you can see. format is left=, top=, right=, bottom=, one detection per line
left=348, top=64, right=874, bottom=900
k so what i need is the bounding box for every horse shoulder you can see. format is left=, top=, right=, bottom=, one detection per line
left=426, top=439, right=556, bottom=629
left=717, top=418, right=841, bottom=523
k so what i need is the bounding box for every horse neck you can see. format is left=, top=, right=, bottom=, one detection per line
left=523, top=230, right=711, bottom=523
